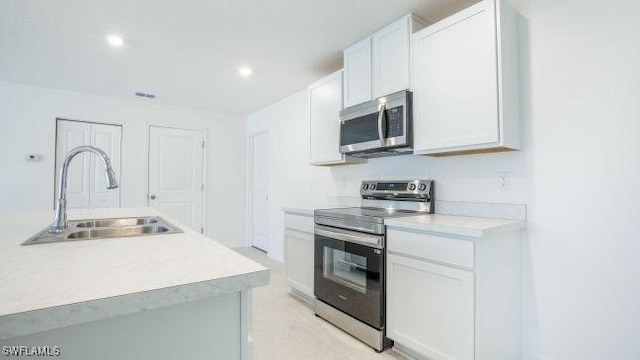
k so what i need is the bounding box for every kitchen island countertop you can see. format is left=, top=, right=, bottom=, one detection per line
left=0, top=208, right=268, bottom=340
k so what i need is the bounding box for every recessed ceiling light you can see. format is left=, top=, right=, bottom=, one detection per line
left=106, top=35, right=124, bottom=47
left=238, top=66, right=252, bottom=77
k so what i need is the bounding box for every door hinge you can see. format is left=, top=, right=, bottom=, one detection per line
left=202, top=140, right=205, bottom=148
left=200, top=227, right=204, bottom=234
left=201, top=184, right=204, bottom=191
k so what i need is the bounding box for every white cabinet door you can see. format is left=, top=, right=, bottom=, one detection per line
left=412, top=0, right=520, bottom=155
left=387, top=253, right=475, bottom=360
left=347, top=15, right=426, bottom=105
left=413, top=0, right=498, bottom=153
left=284, top=229, right=314, bottom=298
left=343, top=37, right=372, bottom=108
left=309, top=70, right=344, bottom=165
left=372, top=17, right=411, bottom=98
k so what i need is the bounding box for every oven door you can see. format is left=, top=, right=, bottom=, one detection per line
left=314, top=225, right=384, bottom=329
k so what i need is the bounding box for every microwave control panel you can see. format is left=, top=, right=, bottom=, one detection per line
left=386, top=106, right=404, bottom=137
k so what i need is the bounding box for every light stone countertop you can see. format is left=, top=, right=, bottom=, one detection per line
left=0, top=208, right=269, bottom=340
left=283, top=205, right=526, bottom=238
left=282, top=206, right=316, bottom=216
left=282, top=195, right=364, bottom=216
left=385, top=214, right=526, bottom=238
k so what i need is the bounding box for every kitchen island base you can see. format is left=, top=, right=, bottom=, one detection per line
left=1, top=290, right=252, bottom=360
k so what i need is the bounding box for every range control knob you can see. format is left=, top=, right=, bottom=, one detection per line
left=369, top=183, right=376, bottom=190
left=419, top=183, right=427, bottom=191
left=408, top=183, right=417, bottom=191
left=362, top=184, right=369, bottom=190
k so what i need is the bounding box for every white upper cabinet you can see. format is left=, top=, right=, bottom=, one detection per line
left=344, top=14, right=426, bottom=108
left=372, top=15, right=425, bottom=99
left=343, top=38, right=372, bottom=108
left=412, top=0, right=521, bottom=156
left=309, top=70, right=364, bottom=166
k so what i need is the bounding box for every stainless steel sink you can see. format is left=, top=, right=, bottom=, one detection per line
left=22, top=216, right=182, bottom=245
left=66, top=225, right=171, bottom=239
left=75, top=217, right=159, bottom=228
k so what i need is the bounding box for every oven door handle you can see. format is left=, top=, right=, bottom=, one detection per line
left=315, top=224, right=384, bottom=249
left=377, top=103, right=387, bottom=147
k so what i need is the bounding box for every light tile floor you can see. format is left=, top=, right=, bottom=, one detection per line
left=234, top=247, right=407, bottom=360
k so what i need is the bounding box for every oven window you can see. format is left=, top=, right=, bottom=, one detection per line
left=323, top=247, right=367, bottom=294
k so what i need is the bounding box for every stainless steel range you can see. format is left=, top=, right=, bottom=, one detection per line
left=313, top=179, right=433, bottom=352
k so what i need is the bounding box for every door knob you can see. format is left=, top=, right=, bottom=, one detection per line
left=150, top=194, right=156, bottom=200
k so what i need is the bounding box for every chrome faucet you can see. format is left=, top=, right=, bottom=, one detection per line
left=49, top=145, right=118, bottom=233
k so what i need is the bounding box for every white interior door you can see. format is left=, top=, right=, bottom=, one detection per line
left=90, top=123, right=122, bottom=208
left=148, top=126, right=204, bottom=232
left=250, top=131, right=269, bottom=251
left=55, top=119, right=122, bottom=209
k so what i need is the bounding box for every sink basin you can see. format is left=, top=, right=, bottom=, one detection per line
left=22, top=216, right=182, bottom=245
left=66, top=225, right=171, bottom=239
left=75, top=217, right=158, bottom=228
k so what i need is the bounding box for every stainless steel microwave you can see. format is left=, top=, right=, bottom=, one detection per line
left=339, top=90, right=412, bottom=158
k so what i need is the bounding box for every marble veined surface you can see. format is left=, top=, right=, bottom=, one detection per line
left=385, top=214, right=526, bottom=238
left=0, top=208, right=269, bottom=340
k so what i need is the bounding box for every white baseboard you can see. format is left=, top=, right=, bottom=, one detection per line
left=289, top=287, right=315, bottom=307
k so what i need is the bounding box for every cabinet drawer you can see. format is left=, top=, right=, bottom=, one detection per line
left=283, top=213, right=314, bottom=233
left=387, top=229, right=474, bottom=268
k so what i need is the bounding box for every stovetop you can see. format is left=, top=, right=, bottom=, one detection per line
left=315, top=179, right=434, bottom=227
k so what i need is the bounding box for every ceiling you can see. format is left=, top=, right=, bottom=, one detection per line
left=0, top=0, right=478, bottom=116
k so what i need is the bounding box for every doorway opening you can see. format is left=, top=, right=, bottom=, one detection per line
left=248, top=131, right=269, bottom=252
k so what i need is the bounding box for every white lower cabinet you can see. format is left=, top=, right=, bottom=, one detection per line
left=386, top=228, right=522, bottom=360
left=283, top=211, right=314, bottom=302
left=284, top=229, right=314, bottom=298
left=387, top=254, right=474, bottom=360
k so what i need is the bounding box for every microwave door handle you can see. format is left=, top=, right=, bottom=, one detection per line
left=377, top=103, right=387, bottom=146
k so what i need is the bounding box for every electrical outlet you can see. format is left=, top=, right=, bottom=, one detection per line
left=498, top=171, right=510, bottom=189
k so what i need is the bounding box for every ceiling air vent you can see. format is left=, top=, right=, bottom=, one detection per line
left=134, top=92, right=156, bottom=99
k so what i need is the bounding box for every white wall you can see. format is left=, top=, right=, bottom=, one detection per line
left=246, top=89, right=528, bottom=256
left=0, top=81, right=246, bottom=248
left=246, top=0, right=640, bottom=358
left=517, top=0, right=640, bottom=359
